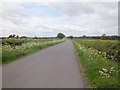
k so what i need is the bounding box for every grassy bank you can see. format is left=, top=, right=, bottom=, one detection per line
left=2, top=38, right=64, bottom=64
left=73, top=40, right=119, bottom=88
left=74, top=39, right=120, bottom=62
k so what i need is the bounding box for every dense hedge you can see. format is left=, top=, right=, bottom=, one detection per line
left=75, top=40, right=120, bottom=62
left=2, top=38, right=57, bottom=47
left=2, top=38, right=63, bottom=64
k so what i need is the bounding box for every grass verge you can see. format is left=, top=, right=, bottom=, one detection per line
left=73, top=40, right=119, bottom=88
left=2, top=40, right=64, bottom=64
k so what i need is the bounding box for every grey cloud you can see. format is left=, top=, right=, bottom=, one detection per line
left=1, top=3, right=29, bottom=26
left=1, top=2, right=118, bottom=37
left=50, top=2, right=94, bottom=17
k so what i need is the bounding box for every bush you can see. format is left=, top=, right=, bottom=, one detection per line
left=57, top=33, right=65, bottom=39
left=74, top=40, right=120, bottom=62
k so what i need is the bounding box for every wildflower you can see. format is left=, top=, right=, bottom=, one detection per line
left=102, top=68, right=108, bottom=72
left=111, top=67, right=114, bottom=70
left=95, top=53, right=97, bottom=56
left=99, top=71, right=104, bottom=75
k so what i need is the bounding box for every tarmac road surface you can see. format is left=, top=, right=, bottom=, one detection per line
left=3, top=40, right=87, bottom=88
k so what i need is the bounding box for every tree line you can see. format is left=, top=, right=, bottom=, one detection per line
left=67, top=34, right=120, bottom=40
left=1, top=33, right=120, bottom=40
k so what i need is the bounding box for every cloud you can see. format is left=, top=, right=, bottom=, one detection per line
left=0, top=2, right=118, bottom=37
left=50, top=2, right=94, bottom=17
left=50, top=2, right=118, bottom=36
left=20, top=3, right=63, bottom=17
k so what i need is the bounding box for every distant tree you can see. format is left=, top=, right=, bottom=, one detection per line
left=20, top=36, right=27, bottom=38
left=8, top=34, right=16, bottom=38
left=34, top=36, right=38, bottom=39
left=13, top=34, right=16, bottom=38
left=67, top=36, right=73, bottom=39
left=16, top=35, right=19, bottom=38
left=57, top=33, right=65, bottom=39
left=8, top=35, right=13, bottom=38
left=102, top=34, right=106, bottom=36
left=101, top=34, right=107, bottom=39
left=82, top=35, right=87, bottom=38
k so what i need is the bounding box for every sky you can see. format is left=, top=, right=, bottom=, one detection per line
left=0, top=0, right=119, bottom=37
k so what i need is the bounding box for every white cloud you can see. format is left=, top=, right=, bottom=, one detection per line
left=0, top=1, right=118, bottom=37
left=50, top=2, right=118, bottom=36
left=50, top=2, right=94, bottom=17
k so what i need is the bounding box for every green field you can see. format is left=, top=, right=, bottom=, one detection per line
left=1, top=38, right=64, bottom=64
left=73, top=39, right=119, bottom=88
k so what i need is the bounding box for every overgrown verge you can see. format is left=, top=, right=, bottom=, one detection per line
left=73, top=40, right=119, bottom=88
left=75, top=40, right=120, bottom=62
left=2, top=39, right=64, bottom=64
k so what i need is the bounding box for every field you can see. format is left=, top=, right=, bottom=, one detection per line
left=73, top=39, right=119, bottom=88
left=1, top=38, right=64, bottom=64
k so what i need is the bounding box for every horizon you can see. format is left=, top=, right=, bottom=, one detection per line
left=0, top=34, right=119, bottom=38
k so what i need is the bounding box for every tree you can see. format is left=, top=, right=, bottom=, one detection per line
left=82, top=35, right=86, bottom=38
left=34, top=36, right=38, bottom=39
left=20, top=36, right=27, bottom=38
left=57, top=33, right=65, bottom=39
left=8, top=34, right=16, bottom=38
left=67, top=35, right=73, bottom=39
left=102, top=34, right=106, bottom=37
left=16, top=35, right=19, bottom=38
left=101, top=34, right=106, bottom=39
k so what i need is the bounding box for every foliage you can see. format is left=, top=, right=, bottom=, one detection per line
left=74, top=36, right=120, bottom=40
left=67, top=36, right=73, bottom=39
left=57, top=33, right=65, bottom=39
left=8, top=34, right=16, bottom=38
left=74, top=39, right=120, bottom=62
left=82, top=35, right=87, bottom=38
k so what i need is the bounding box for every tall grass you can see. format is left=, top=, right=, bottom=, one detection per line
left=75, top=39, right=120, bottom=62
left=2, top=38, right=64, bottom=64
left=73, top=40, right=119, bottom=88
